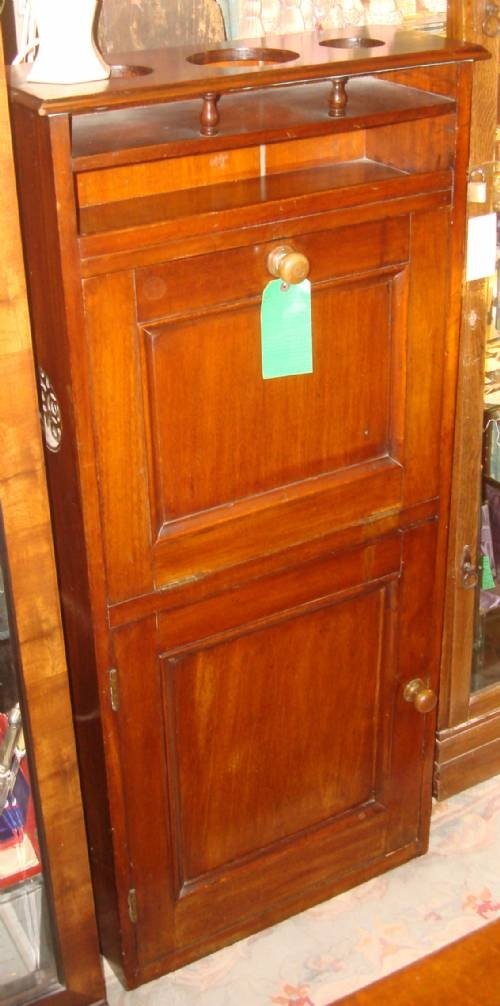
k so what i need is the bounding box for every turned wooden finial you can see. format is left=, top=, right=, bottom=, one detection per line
left=200, top=92, right=221, bottom=135
left=329, top=77, right=348, bottom=117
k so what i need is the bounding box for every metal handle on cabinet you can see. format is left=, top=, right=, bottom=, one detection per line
left=461, top=545, right=479, bottom=589
left=267, top=245, right=310, bottom=285
left=482, top=0, right=500, bottom=36
left=403, top=678, right=437, bottom=714
left=38, top=367, right=63, bottom=453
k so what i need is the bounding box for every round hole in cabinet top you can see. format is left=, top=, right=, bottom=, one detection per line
left=319, top=36, right=385, bottom=49
left=186, top=46, right=300, bottom=68
left=109, top=63, right=153, bottom=77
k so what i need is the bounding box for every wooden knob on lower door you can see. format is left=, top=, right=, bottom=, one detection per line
left=267, top=245, right=310, bottom=285
left=403, top=678, right=437, bottom=714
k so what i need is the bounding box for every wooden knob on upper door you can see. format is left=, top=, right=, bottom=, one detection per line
left=403, top=678, right=437, bottom=714
left=267, top=245, right=310, bottom=285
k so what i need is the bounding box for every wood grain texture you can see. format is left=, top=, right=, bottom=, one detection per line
left=333, top=918, right=500, bottom=1005
left=435, top=0, right=499, bottom=797
left=10, top=104, right=137, bottom=978
left=109, top=527, right=439, bottom=982
left=69, top=79, right=455, bottom=173
left=7, top=36, right=484, bottom=987
left=0, top=30, right=105, bottom=1006
left=98, top=0, right=226, bottom=53
left=7, top=33, right=488, bottom=117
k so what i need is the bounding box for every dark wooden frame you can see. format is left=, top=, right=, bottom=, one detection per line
left=0, top=27, right=106, bottom=1006
left=434, top=1, right=500, bottom=800
left=6, top=15, right=486, bottom=981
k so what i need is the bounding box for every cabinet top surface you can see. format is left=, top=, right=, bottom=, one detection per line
left=8, top=28, right=488, bottom=116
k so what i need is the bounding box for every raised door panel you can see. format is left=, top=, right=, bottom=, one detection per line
left=110, top=522, right=438, bottom=975
left=140, top=265, right=405, bottom=588
left=145, top=275, right=399, bottom=517
left=165, top=591, right=388, bottom=881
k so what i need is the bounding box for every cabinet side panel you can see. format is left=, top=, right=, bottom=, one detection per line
left=1, top=55, right=105, bottom=1000
left=9, top=103, right=124, bottom=972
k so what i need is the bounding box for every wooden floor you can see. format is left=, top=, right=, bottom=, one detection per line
left=334, top=918, right=500, bottom=1004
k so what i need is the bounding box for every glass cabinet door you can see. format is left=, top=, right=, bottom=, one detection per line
left=472, top=160, right=500, bottom=694
left=432, top=0, right=499, bottom=805
left=0, top=521, right=58, bottom=1004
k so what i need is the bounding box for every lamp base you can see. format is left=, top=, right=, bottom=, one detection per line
left=26, top=0, right=110, bottom=85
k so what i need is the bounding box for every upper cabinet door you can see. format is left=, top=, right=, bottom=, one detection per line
left=83, top=205, right=451, bottom=602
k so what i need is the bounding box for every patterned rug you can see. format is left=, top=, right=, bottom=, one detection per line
left=105, top=775, right=500, bottom=1005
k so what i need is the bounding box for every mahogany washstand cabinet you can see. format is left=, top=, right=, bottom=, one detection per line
left=8, top=29, right=488, bottom=987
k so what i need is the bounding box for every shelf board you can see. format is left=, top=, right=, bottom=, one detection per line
left=79, top=159, right=406, bottom=236
left=71, top=78, right=455, bottom=171
left=78, top=159, right=452, bottom=263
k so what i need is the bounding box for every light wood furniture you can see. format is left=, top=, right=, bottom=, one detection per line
left=0, top=26, right=106, bottom=1006
left=434, top=4, right=499, bottom=800
left=334, top=917, right=500, bottom=1005
left=8, top=29, right=487, bottom=987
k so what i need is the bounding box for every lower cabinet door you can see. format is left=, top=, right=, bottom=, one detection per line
left=111, top=521, right=439, bottom=981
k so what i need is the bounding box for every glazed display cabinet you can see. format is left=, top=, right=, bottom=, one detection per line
left=8, top=28, right=487, bottom=987
left=0, top=524, right=58, bottom=1004
left=435, top=211, right=500, bottom=798
left=0, top=514, right=104, bottom=1006
left=434, top=0, right=498, bottom=799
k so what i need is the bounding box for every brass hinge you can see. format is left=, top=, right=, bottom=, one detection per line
left=461, top=545, right=479, bottom=590
left=483, top=0, right=500, bottom=36
left=127, top=888, right=138, bottom=925
left=109, top=667, right=119, bottom=712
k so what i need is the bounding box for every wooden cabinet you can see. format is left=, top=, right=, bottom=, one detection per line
left=8, top=30, right=487, bottom=987
left=0, top=29, right=105, bottom=1006
left=434, top=6, right=499, bottom=801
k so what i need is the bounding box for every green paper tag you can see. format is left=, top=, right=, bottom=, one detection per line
left=261, top=279, right=313, bottom=380
left=481, top=555, right=496, bottom=590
